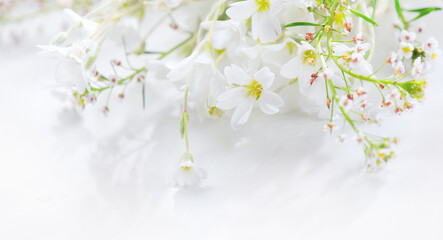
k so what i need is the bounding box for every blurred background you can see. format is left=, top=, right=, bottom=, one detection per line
left=1, top=0, right=443, bottom=239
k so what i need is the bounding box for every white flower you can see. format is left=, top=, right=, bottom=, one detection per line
left=38, top=40, right=95, bottom=93
left=354, top=42, right=370, bottom=55
left=167, top=51, right=213, bottom=82
left=63, top=9, right=98, bottom=37
left=353, top=32, right=364, bottom=44
left=399, top=42, right=414, bottom=59
left=387, top=52, right=399, bottom=67
left=338, top=133, right=347, bottom=143
left=167, top=51, right=216, bottom=101
left=412, top=57, right=424, bottom=77
left=238, top=37, right=297, bottom=68
left=394, top=61, right=405, bottom=76
left=331, top=42, right=373, bottom=76
left=172, top=152, right=207, bottom=188
left=226, top=0, right=282, bottom=43
left=388, top=89, right=400, bottom=101
left=323, top=122, right=338, bottom=133
left=201, top=20, right=242, bottom=51
left=422, top=37, right=441, bottom=62
left=216, top=65, right=284, bottom=130
left=399, top=30, right=416, bottom=43
left=145, top=59, right=171, bottom=80
left=338, top=95, right=353, bottom=110
left=422, top=37, right=438, bottom=52
left=281, top=41, right=319, bottom=82
left=108, top=74, right=120, bottom=86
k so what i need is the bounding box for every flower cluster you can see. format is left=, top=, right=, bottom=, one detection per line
left=33, top=0, right=441, bottom=186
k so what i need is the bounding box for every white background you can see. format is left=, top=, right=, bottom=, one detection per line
left=1, top=1, right=443, bottom=239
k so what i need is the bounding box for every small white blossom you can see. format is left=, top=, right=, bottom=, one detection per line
left=394, top=61, right=405, bottom=76
left=399, top=42, right=414, bottom=59
left=108, top=74, right=119, bottom=86
left=226, top=0, right=282, bottom=43
left=388, top=89, right=400, bottom=101
left=281, top=41, right=319, bottom=83
left=422, top=37, right=438, bottom=52
left=38, top=40, right=96, bottom=93
left=216, top=65, right=284, bottom=130
left=354, top=42, right=370, bottom=54
left=338, top=95, right=353, bottom=110
left=387, top=52, right=399, bottom=67
left=411, top=57, right=424, bottom=77
left=172, top=152, right=207, bottom=188
left=338, top=133, right=347, bottom=143
left=399, top=30, right=416, bottom=43
left=63, top=9, right=98, bottom=37
left=422, top=37, right=441, bottom=62
left=323, top=122, right=338, bottom=133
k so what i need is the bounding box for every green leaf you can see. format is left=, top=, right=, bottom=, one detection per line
left=405, top=7, right=442, bottom=13
left=407, top=7, right=442, bottom=22
left=284, top=22, right=322, bottom=28
left=372, top=0, right=377, bottom=19
left=349, top=9, right=378, bottom=26
left=394, top=0, right=407, bottom=28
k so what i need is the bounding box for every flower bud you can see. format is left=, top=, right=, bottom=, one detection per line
left=305, top=33, right=314, bottom=41
left=344, top=22, right=352, bottom=32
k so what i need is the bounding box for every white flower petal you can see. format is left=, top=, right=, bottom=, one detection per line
left=280, top=57, right=299, bottom=79
left=167, top=54, right=195, bottom=81
left=216, top=87, right=245, bottom=110
left=258, top=90, right=283, bottom=114
left=253, top=67, right=274, bottom=89
left=251, top=13, right=260, bottom=41
left=231, top=101, right=253, bottom=130
left=270, top=0, right=283, bottom=15
left=224, top=64, right=251, bottom=85
left=56, top=58, right=88, bottom=93
left=259, top=13, right=277, bottom=43
left=226, top=0, right=256, bottom=21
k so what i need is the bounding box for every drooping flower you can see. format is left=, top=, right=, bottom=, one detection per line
left=226, top=0, right=282, bottom=43
left=63, top=8, right=98, bottom=36
left=323, top=122, right=338, bottom=134
left=38, top=40, right=96, bottom=93
left=216, top=64, right=284, bottom=130
left=172, top=152, right=207, bottom=188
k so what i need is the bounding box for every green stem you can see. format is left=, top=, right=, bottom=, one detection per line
left=158, top=33, right=194, bottom=60
left=183, top=85, right=190, bottom=152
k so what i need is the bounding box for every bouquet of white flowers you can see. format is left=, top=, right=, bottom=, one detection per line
left=27, top=0, right=441, bottom=187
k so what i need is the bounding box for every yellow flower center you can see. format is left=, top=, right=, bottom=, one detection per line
left=181, top=166, right=191, bottom=171
left=303, top=49, right=317, bottom=65
left=432, top=52, right=436, bottom=60
left=256, top=0, right=270, bottom=12
left=246, top=80, right=263, bottom=100
left=402, top=47, right=411, bottom=53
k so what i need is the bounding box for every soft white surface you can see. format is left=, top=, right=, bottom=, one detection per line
left=1, top=5, right=443, bottom=240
